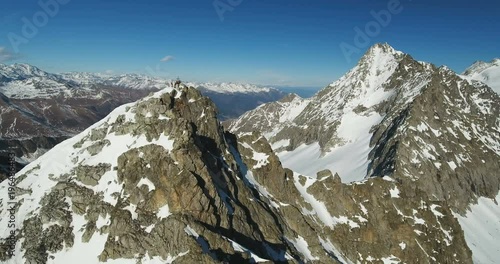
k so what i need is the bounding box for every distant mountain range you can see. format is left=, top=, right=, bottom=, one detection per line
left=0, top=63, right=286, bottom=98
left=0, top=63, right=286, bottom=178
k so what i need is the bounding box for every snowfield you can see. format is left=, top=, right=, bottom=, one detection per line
left=455, top=192, right=500, bottom=264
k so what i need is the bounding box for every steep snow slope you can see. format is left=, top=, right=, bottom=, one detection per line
left=0, top=89, right=177, bottom=263
left=0, top=78, right=94, bottom=99
left=227, top=93, right=310, bottom=139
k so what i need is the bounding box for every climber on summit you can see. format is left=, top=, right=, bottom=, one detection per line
left=174, top=77, right=181, bottom=88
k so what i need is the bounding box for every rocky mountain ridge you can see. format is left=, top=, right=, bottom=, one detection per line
left=0, top=86, right=475, bottom=263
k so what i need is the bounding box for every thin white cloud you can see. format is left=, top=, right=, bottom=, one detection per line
left=160, top=55, right=175, bottom=62
left=0, top=47, right=21, bottom=63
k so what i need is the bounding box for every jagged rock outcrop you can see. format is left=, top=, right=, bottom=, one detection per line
left=224, top=93, right=310, bottom=150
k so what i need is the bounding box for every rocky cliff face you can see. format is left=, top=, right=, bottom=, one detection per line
left=226, top=93, right=310, bottom=141
left=0, top=86, right=476, bottom=263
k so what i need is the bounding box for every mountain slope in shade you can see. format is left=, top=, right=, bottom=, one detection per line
left=462, top=59, right=500, bottom=94
left=0, top=87, right=474, bottom=263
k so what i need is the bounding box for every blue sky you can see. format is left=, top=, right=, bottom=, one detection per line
left=0, top=0, right=499, bottom=87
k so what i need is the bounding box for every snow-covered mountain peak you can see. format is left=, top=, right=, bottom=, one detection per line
left=463, top=58, right=500, bottom=94
left=463, top=61, right=490, bottom=75
left=358, top=43, right=404, bottom=66
left=1, top=55, right=499, bottom=263
left=0, top=63, right=51, bottom=80
left=364, top=42, right=402, bottom=57
left=329, top=43, right=406, bottom=90
left=463, top=59, right=500, bottom=75
left=227, top=44, right=500, bottom=263
left=1, top=84, right=478, bottom=264
left=11, top=63, right=47, bottom=76
left=228, top=43, right=500, bottom=185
